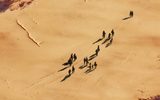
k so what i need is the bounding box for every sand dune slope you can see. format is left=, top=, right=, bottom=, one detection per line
left=0, top=0, right=160, bottom=100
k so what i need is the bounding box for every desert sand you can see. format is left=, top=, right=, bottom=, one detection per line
left=0, top=0, right=160, bottom=100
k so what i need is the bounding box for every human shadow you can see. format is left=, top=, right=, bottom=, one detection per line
left=60, top=74, right=71, bottom=82
left=122, top=11, right=134, bottom=20
left=93, top=30, right=106, bottom=44
left=89, top=46, right=100, bottom=61
left=85, top=66, right=97, bottom=74
left=89, top=53, right=97, bottom=61
left=101, top=38, right=110, bottom=44
left=79, top=64, right=88, bottom=69
left=105, top=38, right=113, bottom=48
left=122, top=16, right=132, bottom=20
left=58, top=66, right=70, bottom=72
left=60, top=67, right=75, bottom=82
left=93, top=38, right=103, bottom=44
left=62, top=57, right=73, bottom=66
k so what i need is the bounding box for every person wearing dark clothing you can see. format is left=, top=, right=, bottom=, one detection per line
left=70, top=53, right=74, bottom=60
left=83, top=57, right=86, bottom=65
left=95, top=49, right=98, bottom=56
left=95, top=45, right=100, bottom=56
left=72, top=66, right=75, bottom=74
left=97, top=45, right=100, bottom=52
left=93, top=62, right=97, bottom=69
left=73, top=53, right=77, bottom=61
left=102, top=30, right=106, bottom=39
left=94, top=62, right=97, bottom=67
left=68, top=69, right=71, bottom=76
left=84, top=57, right=89, bottom=65
left=86, top=57, right=89, bottom=65
left=111, top=29, right=114, bottom=37
left=62, top=53, right=74, bottom=66
left=93, top=30, right=106, bottom=44
left=88, top=63, right=92, bottom=68
left=108, top=33, right=112, bottom=39
left=130, top=11, right=134, bottom=17
left=68, top=58, right=73, bottom=66
left=91, top=64, right=94, bottom=69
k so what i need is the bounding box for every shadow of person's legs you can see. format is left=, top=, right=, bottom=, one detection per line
left=105, top=42, right=112, bottom=48
left=85, top=66, right=97, bottom=74
left=93, top=38, right=103, bottom=44
left=62, top=62, right=69, bottom=66
left=89, top=53, right=97, bottom=58
left=122, top=16, right=131, bottom=20
left=79, top=64, right=88, bottom=69
left=58, top=66, right=70, bottom=72
left=102, top=38, right=110, bottom=44
left=84, top=68, right=92, bottom=74
left=89, top=53, right=97, bottom=61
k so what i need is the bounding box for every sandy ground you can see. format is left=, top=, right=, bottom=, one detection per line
left=0, top=0, right=160, bottom=100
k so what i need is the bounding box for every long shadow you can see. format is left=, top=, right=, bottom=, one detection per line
left=101, top=38, right=110, bottom=44
left=58, top=66, right=70, bottom=72
left=105, top=38, right=113, bottom=48
left=89, top=53, right=97, bottom=58
left=79, top=64, right=88, bottom=69
left=93, top=38, right=103, bottom=44
left=62, top=59, right=72, bottom=66
left=62, top=62, right=69, bottom=66
left=60, top=74, right=71, bottom=82
left=122, top=16, right=132, bottom=20
left=89, top=54, right=97, bottom=61
left=85, top=67, right=96, bottom=74
left=105, top=42, right=112, bottom=48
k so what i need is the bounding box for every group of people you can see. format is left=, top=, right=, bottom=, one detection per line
left=59, top=29, right=116, bottom=81
left=93, top=29, right=115, bottom=48
left=84, top=62, right=97, bottom=74
left=60, top=53, right=77, bottom=82
left=58, top=11, right=135, bottom=82
left=79, top=45, right=100, bottom=72
left=62, top=53, right=77, bottom=66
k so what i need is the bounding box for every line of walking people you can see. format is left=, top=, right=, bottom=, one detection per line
left=59, top=29, right=115, bottom=82
left=79, top=29, right=115, bottom=74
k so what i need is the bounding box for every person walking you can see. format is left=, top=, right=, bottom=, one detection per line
left=102, top=30, right=106, bottom=39
left=83, top=57, right=86, bottom=65
left=111, top=29, right=114, bottom=37
left=68, top=69, right=71, bottom=76
left=86, top=57, right=89, bottom=65
left=95, top=45, right=100, bottom=56
left=68, top=58, right=73, bottom=66
left=130, top=10, right=134, bottom=17
left=72, top=66, right=75, bottom=74
left=94, top=62, right=97, bottom=69
left=73, top=53, right=77, bottom=61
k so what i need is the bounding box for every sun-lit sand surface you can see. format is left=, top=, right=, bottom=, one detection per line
left=0, top=0, right=160, bottom=100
